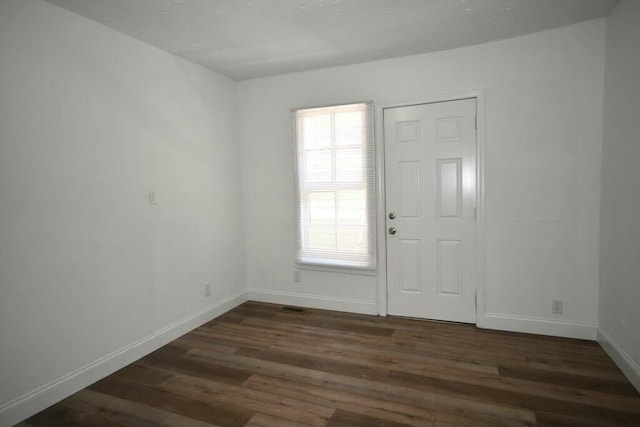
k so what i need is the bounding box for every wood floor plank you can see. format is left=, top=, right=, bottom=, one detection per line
left=171, top=334, right=239, bottom=354
left=24, top=401, right=122, bottom=427
left=244, top=412, right=313, bottom=427
left=234, top=346, right=391, bottom=381
left=108, top=363, right=173, bottom=387
left=242, top=373, right=528, bottom=427
left=388, top=370, right=640, bottom=426
left=22, top=301, right=640, bottom=427
left=268, top=337, right=500, bottom=376
left=161, top=372, right=335, bottom=426
left=534, top=411, right=618, bottom=427
left=238, top=316, right=390, bottom=348
left=498, top=363, right=639, bottom=396
left=184, top=347, right=537, bottom=426
left=326, top=409, right=414, bottom=427
left=329, top=341, right=499, bottom=375
left=240, top=316, right=509, bottom=371
left=70, top=389, right=218, bottom=427
left=243, top=373, right=437, bottom=427
left=89, top=373, right=254, bottom=426
left=526, top=358, right=630, bottom=381
left=138, top=347, right=253, bottom=386
left=386, top=365, right=640, bottom=413
left=279, top=314, right=395, bottom=338
left=230, top=315, right=502, bottom=376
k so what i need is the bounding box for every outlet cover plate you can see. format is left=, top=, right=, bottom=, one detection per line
left=552, top=299, right=563, bottom=314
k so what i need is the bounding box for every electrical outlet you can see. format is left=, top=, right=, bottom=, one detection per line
left=552, top=299, right=563, bottom=314
left=293, top=270, right=301, bottom=283
left=203, top=283, right=211, bottom=297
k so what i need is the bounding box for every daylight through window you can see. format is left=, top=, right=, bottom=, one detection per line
left=293, top=102, right=376, bottom=270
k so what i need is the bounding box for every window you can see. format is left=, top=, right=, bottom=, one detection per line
left=293, top=102, right=376, bottom=270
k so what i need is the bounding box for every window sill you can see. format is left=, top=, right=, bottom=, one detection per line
left=295, top=262, right=377, bottom=276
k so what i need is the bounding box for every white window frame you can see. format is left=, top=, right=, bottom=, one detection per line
left=293, top=101, right=376, bottom=273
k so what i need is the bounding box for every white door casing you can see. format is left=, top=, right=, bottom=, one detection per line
left=384, top=98, right=477, bottom=323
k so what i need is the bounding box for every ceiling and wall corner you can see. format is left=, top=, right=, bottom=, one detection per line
left=45, top=0, right=618, bottom=80
left=598, top=0, right=640, bottom=393
left=0, top=0, right=636, bottom=424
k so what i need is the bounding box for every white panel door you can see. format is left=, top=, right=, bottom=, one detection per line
left=385, top=98, right=477, bottom=323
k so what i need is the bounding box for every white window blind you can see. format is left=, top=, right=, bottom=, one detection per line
left=293, top=102, right=376, bottom=270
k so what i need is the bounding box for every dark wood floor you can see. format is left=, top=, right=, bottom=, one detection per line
left=20, top=301, right=640, bottom=426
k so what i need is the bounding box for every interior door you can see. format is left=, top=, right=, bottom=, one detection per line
left=384, top=98, right=477, bottom=323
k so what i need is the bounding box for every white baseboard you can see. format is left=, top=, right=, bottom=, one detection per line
left=478, top=312, right=597, bottom=340
left=0, top=290, right=248, bottom=427
left=598, top=327, right=640, bottom=393
left=248, top=288, right=378, bottom=315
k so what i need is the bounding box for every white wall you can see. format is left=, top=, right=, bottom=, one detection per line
left=238, top=19, right=605, bottom=338
left=598, top=0, right=640, bottom=392
left=0, top=0, right=246, bottom=424
left=0, top=1, right=616, bottom=422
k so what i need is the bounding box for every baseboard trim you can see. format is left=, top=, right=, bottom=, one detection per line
left=598, top=327, right=640, bottom=393
left=248, top=288, right=378, bottom=315
left=0, top=290, right=248, bottom=427
left=478, top=312, right=597, bottom=340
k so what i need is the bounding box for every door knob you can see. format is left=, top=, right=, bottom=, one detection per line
left=388, top=227, right=396, bottom=235
left=388, top=212, right=396, bottom=219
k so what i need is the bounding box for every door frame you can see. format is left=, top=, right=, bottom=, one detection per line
left=375, top=89, right=486, bottom=326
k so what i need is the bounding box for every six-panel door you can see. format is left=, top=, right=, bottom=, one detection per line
left=384, top=98, right=477, bottom=323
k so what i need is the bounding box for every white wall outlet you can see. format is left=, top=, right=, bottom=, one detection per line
left=203, top=283, right=211, bottom=297
left=552, top=299, right=563, bottom=314
left=293, top=270, right=301, bottom=283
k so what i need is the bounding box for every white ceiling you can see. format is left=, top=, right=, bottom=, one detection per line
left=46, top=0, right=618, bottom=80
